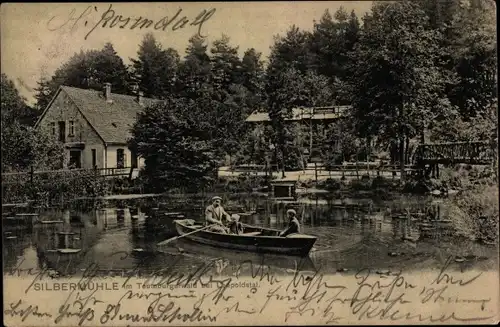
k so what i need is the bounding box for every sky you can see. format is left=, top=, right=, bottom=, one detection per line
left=1, top=2, right=372, bottom=105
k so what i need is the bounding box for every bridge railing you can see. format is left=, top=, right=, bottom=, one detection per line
left=415, top=140, right=497, bottom=165
left=1, top=167, right=137, bottom=185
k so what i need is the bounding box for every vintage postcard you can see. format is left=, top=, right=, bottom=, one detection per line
left=2, top=1, right=499, bottom=326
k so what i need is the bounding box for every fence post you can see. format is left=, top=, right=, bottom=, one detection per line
left=314, top=162, right=318, bottom=184
left=128, top=166, right=134, bottom=181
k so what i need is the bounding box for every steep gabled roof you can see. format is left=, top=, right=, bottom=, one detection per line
left=37, top=86, right=161, bottom=144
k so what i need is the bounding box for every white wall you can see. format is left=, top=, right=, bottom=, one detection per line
left=104, top=145, right=144, bottom=169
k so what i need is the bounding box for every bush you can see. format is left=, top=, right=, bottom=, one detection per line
left=351, top=179, right=372, bottom=191
left=448, top=184, right=499, bottom=242
left=320, top=178, right=341, bottom=191
left=1, top=169, right=110, bottom=204
left=371, top=176, right=392, bottom=189
left=217, top=173, right=267, bottom=193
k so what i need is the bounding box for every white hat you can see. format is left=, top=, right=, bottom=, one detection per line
left=231, top=214, right=240, bottom=221
left=212, top=196, right=222, bottom=201
left=287, top=209, right=297, bottom=215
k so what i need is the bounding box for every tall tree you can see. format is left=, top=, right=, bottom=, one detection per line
left=129, top=97, right=217, bottom=191
left=1, top=74, right=38, bottom=126
left=267, top=25, right=313, bottom=75
left=208, top=35, right=251, bottom=159
left=130, top=33, right=180, bottom=99
left=91, top=42, right=131, bottom=94
left=34, top=43, right=132, bottom=108
left=241, top=48, right=266, bottom=111
left=447, top=0, right=497, bottom=119
left=176, top=35, right=212, bottom=98
left=266, top=66, right=333, bottom=175
left=1, top=74, right=63, bottom=172
left=309, top=8, right=360, bottom=104
left=210, top=34, right=242, bottom=93
left=33, top=76, right=52, bottom=111
left=348, top=1, right=453, bottom=181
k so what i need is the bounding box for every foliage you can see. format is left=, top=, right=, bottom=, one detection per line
left=130, top=33, right=179, bottom=99
left=33, top=76, right=53, bottom=112
left=266, top=65, right=333, bottom=173
left=2, top=169, right=110, bottom=204
left=448, top=184, right=499, bottom=242
left=241, top=48, right=266, bottom=110
left=208, top=35, right=253, bottom=158
left=447, top=0, right=497, bottom=119
left=1, top=73, right=39, bottom=125
left=1, top=74, right=64, bottom=173
left=129, top=98, right=218, bottom=192
left=1, top=121, right=64, bottom=173
left=34, top=43, right=132, bottom=109
left=347, top=1, right=456, bottom=180
left=309, top=7, right=360, bottom=103
left=233, top=124, right=271, bottom=166
left=176, top=35, right=212, bottom=98
left=322, top=120, right=362, bottom=165
left=430, top=104, right=498, bottom=142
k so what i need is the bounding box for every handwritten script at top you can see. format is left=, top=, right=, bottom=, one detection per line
left=46, top=4, right=216, bottom=40
left=3, top=254, right=497, bottom=325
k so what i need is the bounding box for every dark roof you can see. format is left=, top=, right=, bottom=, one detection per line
left=60, top=86, right=161, bottom=144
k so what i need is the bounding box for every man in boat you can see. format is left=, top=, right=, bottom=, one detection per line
left=205, top=196, right=243, bottom=234
left=280, top=209, right=301, bottom=237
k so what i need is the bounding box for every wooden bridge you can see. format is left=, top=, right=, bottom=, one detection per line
left=414, top=141, right=497, bottom=166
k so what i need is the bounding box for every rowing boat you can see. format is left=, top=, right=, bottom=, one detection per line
left=158, top=238, right=317, bottom=273
left=174, top=219, right=317, bottom=256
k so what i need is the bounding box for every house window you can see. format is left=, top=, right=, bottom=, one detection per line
left=69, top=150, right=82, bottom=169
left=91, top=149, right=97, bottom=168
left=69, top=120, right=75, bottom=136
left=50, top=122, right=56, bottom=136
left=58, top=121, right=66, bottom=142
left=116, top=149, right=125, bottom=168
left=131, top=150, right=138, bottom=168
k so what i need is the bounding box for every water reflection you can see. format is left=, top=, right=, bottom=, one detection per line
left=2, top=194, right=498, bottom=276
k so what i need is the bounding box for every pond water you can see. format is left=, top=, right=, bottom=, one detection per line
left=3, top=193, right=498, bottom=278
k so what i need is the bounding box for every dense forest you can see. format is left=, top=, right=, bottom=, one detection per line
left=2, top=1, right=497, bottom=191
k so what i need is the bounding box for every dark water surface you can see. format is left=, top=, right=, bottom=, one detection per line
left=3, top=193, right=498, bottom=277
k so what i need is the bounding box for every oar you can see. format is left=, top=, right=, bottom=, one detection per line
left=157, top=224, right=216, bottom=246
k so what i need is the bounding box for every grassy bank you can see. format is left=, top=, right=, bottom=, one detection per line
left=448, top=184, right=498, bottom=244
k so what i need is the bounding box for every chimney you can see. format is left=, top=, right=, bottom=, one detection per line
left=136, top=90, right=144, bottom=105
left=104, top=83, right=112, bottom=103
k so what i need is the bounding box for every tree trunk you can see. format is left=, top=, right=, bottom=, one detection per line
left=399, top=102, right=406, bottom=183
left=281, top=147, right=286, bottom=178
left=309, top=120, right=313, bottom=159
left=399, top=136, right=406, bottom=183
left=405, top=137, right=410, bottom=165
left=420, top=130, right=425, bottom=144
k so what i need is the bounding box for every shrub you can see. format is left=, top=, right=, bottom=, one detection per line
left=351, top=179, right=372, bottom=191
left=320, top=178, right=341, bottom=191
left=448, top=184, right=499, bottom=242
left=371, top=176, right=391, bottom=189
